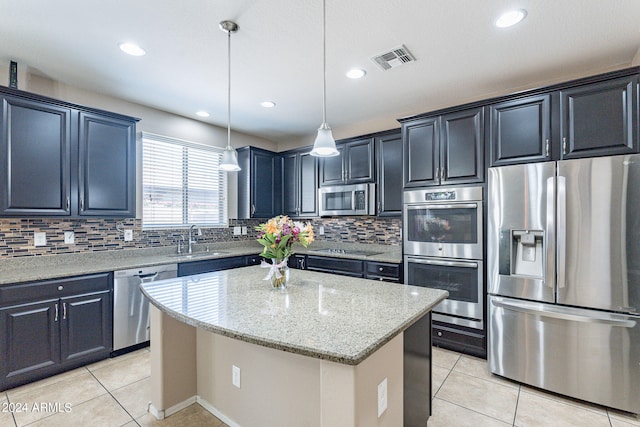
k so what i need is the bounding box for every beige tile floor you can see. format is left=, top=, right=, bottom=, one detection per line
left=1, top=346, right=638, bottom=426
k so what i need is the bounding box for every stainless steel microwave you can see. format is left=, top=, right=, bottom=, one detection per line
left=318, top=183, right=375, bottom=216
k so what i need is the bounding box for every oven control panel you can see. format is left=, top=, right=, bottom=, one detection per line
left=425, top=191, right=456, bottom=201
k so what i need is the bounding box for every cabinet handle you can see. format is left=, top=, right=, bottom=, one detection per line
left=441, top=168, right=445, bottom=180
left=58, top=285, right=63, bottom=291
left=545, top=139, right=550, bottom=157
left=379, top=267, right=384, bottom=272
left=377, top=202, right=381, bottom=213
left=251, top=204, right=256, bottom=215
left=562, top=137, right=567, bottom=155
left=65, top=198, right=70, bottom=211
left=301, top=259, right=305, bottom=270
left=55, top=303, right=59, bottom=322
left=435, top=167, right=439, bottom=180
left=80, top=198, right=84, bottom=211
left=63, top=302, right=67, bottom=320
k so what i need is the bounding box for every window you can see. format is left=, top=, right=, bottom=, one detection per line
left=142, top=132, right=227, bottom=228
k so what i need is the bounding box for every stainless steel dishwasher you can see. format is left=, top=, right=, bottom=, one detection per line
left=113, top=264, right=177, bottom=353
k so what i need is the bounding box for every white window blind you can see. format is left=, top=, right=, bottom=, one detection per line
left=142, top=132, right=227, bottom=228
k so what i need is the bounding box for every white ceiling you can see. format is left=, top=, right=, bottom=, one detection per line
left=1, top=0, right=639, bottom=145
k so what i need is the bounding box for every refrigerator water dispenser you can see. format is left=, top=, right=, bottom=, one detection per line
left=512, top=230, right=544, bottom=278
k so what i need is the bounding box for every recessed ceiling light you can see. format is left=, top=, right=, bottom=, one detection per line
left=260, top=101, right=276, bottom=108
left=346, top=68, right=366, bottom=79
left=119, top=42, right=146, bottom=56
left=196, top=111, right=210, bottom=117
left=495, top=9, right=527, bottom=28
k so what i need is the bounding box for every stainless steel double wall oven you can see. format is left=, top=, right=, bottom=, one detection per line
left=403, top=186, right=484, bottom=329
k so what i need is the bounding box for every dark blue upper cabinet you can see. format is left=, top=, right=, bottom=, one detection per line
left=319, top=138, right=374, bottom=186
left=78, top=112, right=136, bottom=217
left=0, top=86, right=138, bottom=218
left=237, top=146, right=283, bottom=219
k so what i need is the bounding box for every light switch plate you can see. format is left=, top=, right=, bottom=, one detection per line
left=319, top=226, right=325, bottom=235
left=232, top=365, right=241, bottom=388
left=64, top=231, right=75, bottom=244
left=241, top=226, right=247, bottom=235
left=377, top=378, right=388, bottom=417
left=233, top=226, right=241, bottom=236
left=34, top=232, right=47, bottom=247
left=124, top=229, right=133, bottom=241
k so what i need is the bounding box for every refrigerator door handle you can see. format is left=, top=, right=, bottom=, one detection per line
left=545, top=176, right=556, bottom=290
left=556, top=175, right=567, bottom=289
left=491, top=298, right=637, bottom=328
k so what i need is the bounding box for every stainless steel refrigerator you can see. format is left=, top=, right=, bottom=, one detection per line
left=487, top=154, right=640, bottom=414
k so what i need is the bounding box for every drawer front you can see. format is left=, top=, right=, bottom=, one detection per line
left=366, top=262, right=401, bottom=279
left=178, top=256, right=246, bottom=276
left=0, top=273, right=111, bottom=306
left=306, top=255, right=364, bottom=277
left=365, top=274, right=401, bottom=283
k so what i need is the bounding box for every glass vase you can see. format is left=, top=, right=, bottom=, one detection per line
left=270, top=258, right=289, bottom=290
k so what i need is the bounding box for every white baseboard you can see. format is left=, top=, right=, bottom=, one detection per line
left=196, top=396, right=241, bottom=427
left=148, top=396, right=197, bottom=421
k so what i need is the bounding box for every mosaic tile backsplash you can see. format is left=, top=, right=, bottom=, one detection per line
left=0, top=216, right=401, bottom=258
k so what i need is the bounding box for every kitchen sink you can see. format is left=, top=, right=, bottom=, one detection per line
left=310, top=248, right=382, bottom=257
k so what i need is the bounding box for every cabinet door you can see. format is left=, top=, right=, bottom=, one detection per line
left=376, top=131, right=402, bottom=216
left=441, top=108, right=484, bottom=184
left=403, top=117, right=440, bottom=187
left=319, top=145, right=345, bottom=186
left=79, top=112, right=136, bottom=216
left=345, top=138, right=375, bottom=183
left=0, top=96, right=71, bottom=216
left=298, top=152, right=318, bottom=217
left=282, top=153, right=299, bottom=217
left=560, top=76, right=639, bottom=159
left=251, top=150, right=282, bottom=218
left=0, top=299, right=60, bottom=387
left=60, top=290, right=111, bottom=363
left=489, top=94, right=551, bottom=166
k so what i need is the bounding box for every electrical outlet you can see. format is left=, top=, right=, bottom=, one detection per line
left=232, top=365, right=241, bottom=388
left=64, top=231, right=75, bottom=244
left=34, top=232, right=47, bottom=247
left=233, top=226, right=241, bottom=236
left=124, top=229, right=133, bottom=241
left=241, top=226, right=247, bottom=235
left=319, top=226, right=325, bottom=235
left=377, top=378, right=388, bottom=417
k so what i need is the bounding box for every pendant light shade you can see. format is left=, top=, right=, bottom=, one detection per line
left=310, top=0, right=339, bottom=157
left=219, top=20, right=241, bottom=172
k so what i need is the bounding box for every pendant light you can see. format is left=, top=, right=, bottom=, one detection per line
left=310, top=0, right=339, bottom=157
left=219, top=20, right=241, bottom=171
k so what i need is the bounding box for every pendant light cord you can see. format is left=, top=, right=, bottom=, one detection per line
left=227, top=28, right=232, bottom=149
left=322, top=0, right=327, bottom=125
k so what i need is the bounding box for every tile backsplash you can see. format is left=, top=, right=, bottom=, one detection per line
left=0, top=216, right=401, bottom=258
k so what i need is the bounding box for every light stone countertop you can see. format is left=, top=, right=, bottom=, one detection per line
left=140, top=266, right=446, bottom=365
left=0, top=241, right=402, bottom=286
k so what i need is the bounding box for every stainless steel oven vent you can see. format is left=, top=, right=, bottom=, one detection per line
left=370, top=45, right=416, bottom=71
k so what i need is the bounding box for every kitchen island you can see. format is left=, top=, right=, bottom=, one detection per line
left=140, top=266, right=447, bottom=427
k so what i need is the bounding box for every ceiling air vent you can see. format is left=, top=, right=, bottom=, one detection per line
left=370, top=45, right=416, bottom=71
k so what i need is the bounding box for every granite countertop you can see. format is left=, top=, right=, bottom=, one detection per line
left=141, top=266, right=446, bottom=365
left=0, top=241, right=401, bottom=286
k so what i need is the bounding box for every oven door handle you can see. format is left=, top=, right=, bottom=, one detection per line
left=406, top=203, right=478, bottom=210
left=407, top=257, right=478, bottom=269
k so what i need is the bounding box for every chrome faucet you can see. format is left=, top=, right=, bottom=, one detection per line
left=188, top=225, right=201, bottom=254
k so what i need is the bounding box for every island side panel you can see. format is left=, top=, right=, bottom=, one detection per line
left=195, top=329, right=404, bottom=427
left=403, top=312, right=432, bottom=426
left=149, top=306, right=197, bottom=418
left=320, top=333, right=404, bottom=427
left=196, top=329, right=321, bottom=426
